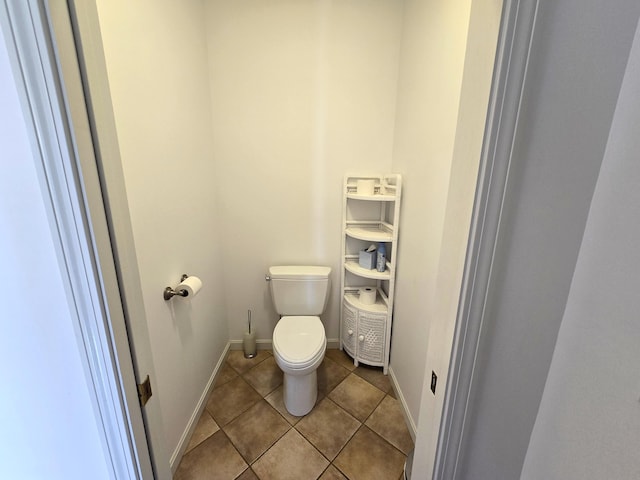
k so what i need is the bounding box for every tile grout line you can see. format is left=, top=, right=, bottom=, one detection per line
left=244, top=352, right=404, bottom=476
left=180, top=350, right=411, bottom=480
left=217, top=428, right=251, bottom=477
left=238, top=355, right=354, bottom=478
left=207, top=376, right=263, bottom=429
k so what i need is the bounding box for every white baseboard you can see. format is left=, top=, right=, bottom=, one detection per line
left=229, top=337, right=341, bottom=351
left=326, top=338, right=340, bottom=349
left=388, top=365, right=418, bottom=442
left=170, top=341, right=231, bottom=473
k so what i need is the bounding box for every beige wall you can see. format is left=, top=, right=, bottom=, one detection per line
left=95, top=0, right=228, bottom=463
left=92, top=0, right=501, bottom=473
left=95, top=0, right=404, bottom=463
left=389, top=0, right=474, bottom=429
left=205, top=0, right=403, bottom=342
left=410, top=0, right=503, bottom=476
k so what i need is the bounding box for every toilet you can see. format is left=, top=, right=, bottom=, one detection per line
left=268, top=265, right=331, bottom=416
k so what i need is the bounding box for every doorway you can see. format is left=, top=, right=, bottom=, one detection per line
left=46, top=0, right=505, bottom=477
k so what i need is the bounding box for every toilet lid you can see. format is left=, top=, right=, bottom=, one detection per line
left=273, top=316, right=326, bottom=367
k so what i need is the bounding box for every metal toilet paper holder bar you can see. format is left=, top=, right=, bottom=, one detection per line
left=163, top=274, right=190, bottom=300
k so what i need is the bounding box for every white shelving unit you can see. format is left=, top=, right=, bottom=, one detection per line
left=339, top=174, right=402, bottom=374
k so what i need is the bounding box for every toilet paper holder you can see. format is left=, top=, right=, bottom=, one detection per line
left=163, top=274, right=190, bottom=300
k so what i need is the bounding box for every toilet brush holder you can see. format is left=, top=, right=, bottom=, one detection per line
left=243, top=309, right=257, bottom=358
left=243, top=331, right=257, bottom=359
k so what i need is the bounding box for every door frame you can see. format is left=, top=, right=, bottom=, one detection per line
left=47, top=1, right=172, bottom=476
left=48, top=0, right=173, bottom=477
left=433, top=0, right=539, bottom=478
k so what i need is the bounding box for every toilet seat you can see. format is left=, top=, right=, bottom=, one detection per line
left=273, top=316, right=326, bottom=370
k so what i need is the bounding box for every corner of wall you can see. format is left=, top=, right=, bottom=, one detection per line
left=170, top=341, right=232, bottom=473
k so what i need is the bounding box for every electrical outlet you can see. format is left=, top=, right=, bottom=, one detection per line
left=431, top=371, right=437, bottom=394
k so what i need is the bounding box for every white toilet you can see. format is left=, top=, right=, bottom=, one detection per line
left=268, top=265, right=331, bottom=416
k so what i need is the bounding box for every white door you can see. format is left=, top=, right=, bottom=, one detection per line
left=44, top=2, right=173, bottom=478
left=0, top=11, right=117, bottom=478
left=2, top=1, right=171, bottom=478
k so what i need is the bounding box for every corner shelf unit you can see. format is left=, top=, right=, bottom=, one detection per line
left=339, top=174, right=402, bottom=374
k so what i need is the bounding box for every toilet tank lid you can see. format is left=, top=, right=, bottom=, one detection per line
left=269, top=266, right=331, bottom=279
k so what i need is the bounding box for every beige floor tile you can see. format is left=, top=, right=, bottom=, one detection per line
left=206, top=376, right=262, bottom=426
left=328, top=373, right=385, bottom=422
left=317, top=356, right=351, bottom=400
left=265, top=385, right=303, bottom=425
left=226, top=350, right=272, bottom=375
left=319, top=465, right=348, bottom=479
left=365, top=395, right=414, bottom=455
left=295, top=398, right=360, bottom=461
left=236, top=468, right=259, bottom=480
left=185, top=410, right=220, bottom=453
left=252, top=429, right=329, bottom=480
left=213, top=363, right=239, bottom=390
left=242, top=356, right=283, bottom=397
left=333, top=426, right=406, bottom=480
left=174, top=430, right=247, bottom=480
left=324, top=348, right=357, bottom=371
left=177, top=346, right=414, bottom=480
left=353, top=364, right=391, bottom=393
left=223, top=400, right=290, bottom=464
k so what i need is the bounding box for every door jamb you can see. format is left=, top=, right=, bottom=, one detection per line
left=46, top=0, right=173, bottom=477
left=433, top=0, right=539, bottom=478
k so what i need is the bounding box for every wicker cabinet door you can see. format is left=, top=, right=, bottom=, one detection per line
left=356, top=312, right=386, bottom=363
left=342, top=301, right=357, bottom=357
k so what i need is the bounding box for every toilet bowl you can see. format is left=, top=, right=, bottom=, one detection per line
left=267, top=265, right=331, bottom=416
left=272, top=315, right=326, bottom=416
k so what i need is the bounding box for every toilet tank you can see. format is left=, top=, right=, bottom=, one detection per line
left=268, top=266, right=331, bottom=316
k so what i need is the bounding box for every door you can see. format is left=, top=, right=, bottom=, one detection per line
left=40, top=1, right=172, bottom=478
left=1, top=9, right=116, bottom=478
left=1, top=0, right=163, bottom=478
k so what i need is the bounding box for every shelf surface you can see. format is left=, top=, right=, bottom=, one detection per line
left=344, top=293, right=389, bottom=313
left=346, top=193, right=396, bottom=201
left=345, top=226, right=393, bottom=242
left=344, top=261, right=390, bottom=280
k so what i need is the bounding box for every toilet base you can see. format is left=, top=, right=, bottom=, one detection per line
left=282, top=370, right=317, bottom=416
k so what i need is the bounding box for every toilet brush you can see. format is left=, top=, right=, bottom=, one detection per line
left=243, top=309, right=257, bottom=358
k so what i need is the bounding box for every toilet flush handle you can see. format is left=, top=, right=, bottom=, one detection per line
left=265, top=274, right=271, bottom=281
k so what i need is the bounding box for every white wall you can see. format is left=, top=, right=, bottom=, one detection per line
left=94, top=0, right=228, bottom=460
left=93, top=0, right=404, bottom=460
left=389, top=0, right=474, bottom=427
left=0, top=31, right=111, bottom=479
left=411, top=0, right=503, bottom=476
left=89, top=0, right=501, bottom=472
left=521, top=17, right=640, bottom=479
left=454, top=1, right=640, bottom=478
left=204, top=0, right=403, bottom=341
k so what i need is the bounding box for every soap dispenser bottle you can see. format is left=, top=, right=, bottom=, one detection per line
left=376, top=242, right=386, bottom=272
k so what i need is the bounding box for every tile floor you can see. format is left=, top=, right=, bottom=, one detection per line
left=174, top=349, right=414, bottom=480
